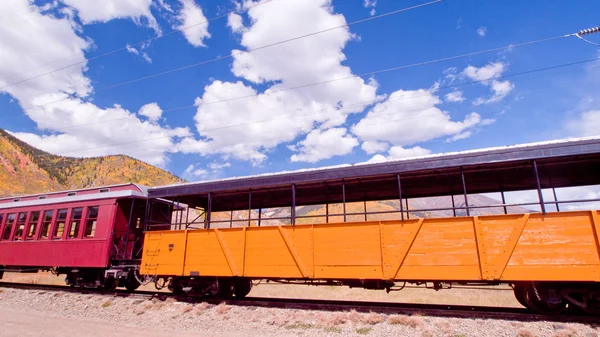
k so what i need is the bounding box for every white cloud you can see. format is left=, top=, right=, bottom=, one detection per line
left=174, top=0, right=211, bottom=47
left=61, top=0, right=160, bottom=32
left=11, top=95, right=189, bottom=166
left=363, top=0, right=377, bottom=16
left=0, top=0, right=189, bottom=166
left=361, top=140, right=389, bottom=154
left=183, top=164, right=209, bottom=179
left=366, top=146, right=431, bottom=163
left=0, top=0, right=91, bottom=106
left=445, top=131, right=472, bottom=142
left=352, top=89, right=481, bottom=147
left=179, top=0, right=379, bottom=164
left=473, top=80, right=514, bottom=105
left=138, top=102, right=163, bottom=122
left=463, top=62, right=514, bottom=105
left=125, top=43, right=152, bottom=63
left=463, top=62, right=504, bottom=81
left=445, top=90, right=465, bottom=103
left=208, top=161, right=231, bottom=170
left=477, top=26, right=487, bottom=37
left=227, top=13, right=245, bottom=33
left=566, top=110, right=600, bottom=137
left=290, top=128, right=358, bottom=163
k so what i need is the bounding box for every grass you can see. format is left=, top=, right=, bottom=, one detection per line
left=101, top=300, right=112, bottom=308
left=324, top=326, right=342, bottom=333
left=285, top=323, right=314, bottom=330
left=355, top=327, right=372, bottom=335
left=387, top=315, right=423, bottom=328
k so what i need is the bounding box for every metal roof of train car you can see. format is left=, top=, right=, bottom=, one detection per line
left=149, top=136, right=600, bottom=211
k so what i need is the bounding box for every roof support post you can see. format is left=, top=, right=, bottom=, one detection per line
left=451, top=194, right=456, bottom=217
left=258, top=208, right=262, bottom=227
left=123, top=198, right=135, bottom=259
left=291, top=184, right=296, bottom=226
left=342, top=179, right=347, bottom=223
left=553, top=188, right=560, bottom=212
left=533, top=160, right=546, bottom=214
left=205, top=193, right=212, bottom=229
left=461, top=167, right=470, bottom=216
left=405, top=198, right=410, bottom=219
left=501, top=190, right=507, bottom=215
left=143, top=199, right=150, bottom=231
left=397, top=174, right=404, bottom=221
left=247, top=189, right=252, bottom=227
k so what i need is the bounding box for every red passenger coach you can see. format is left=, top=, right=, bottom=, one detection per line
left=0, top=183, right=157, bottom=291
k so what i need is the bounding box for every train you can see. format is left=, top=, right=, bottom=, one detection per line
left=2, top=137, right=600, bottom=315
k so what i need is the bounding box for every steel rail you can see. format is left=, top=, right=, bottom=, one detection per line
left=1, top=281, right=599, bottom=324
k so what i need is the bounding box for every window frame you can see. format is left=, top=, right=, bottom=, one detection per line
left=40, top=209, right=55, bottom=240
left=2, top=213, right=16, bottom=241
left=25, top=211, right=41, bottom=241
left=83, top=206, right=100, bottom=238
left=13, top=212, right=29, bottom=241
left=52, top=208, right=69, bottom=240
left=0, top=213, right=5, bottom=240
left=67, top=207, right=85, bottom=239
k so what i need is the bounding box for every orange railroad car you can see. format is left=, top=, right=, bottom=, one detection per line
left=141, top=137, right=600, bottom=314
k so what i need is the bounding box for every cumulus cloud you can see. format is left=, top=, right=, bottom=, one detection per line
left=445, top=90, right=465, bottom=103
left=290, top=128, right=358, bottom=163
left=0, top=0, right=188, bottom=166
left=566, top=110, right=600, bottom=137
left=361, top=140, right=389, bottom=154
left=352, top=89, right=481, bottom=147
left=366, top=145, right=431, bottom=164
left=174, top=0, right=211, bottom=47
left=61, top=0, right=160, bottom=32
left=138, top=102, right=163, bottom=122
left=178, top=0, right=379, bottom=164
left=227, top=13, right=245, bottom=33
left=477, top=26, right=487, bottom=37
left=462, top=62, right=514, bottom=105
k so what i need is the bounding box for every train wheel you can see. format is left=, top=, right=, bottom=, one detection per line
left=103, top=276, right=118, bottom=292
left=217, top=278, right=234, bottom=299
left=233, top=279, right=252, bottom=299
left=124, top=272, right=141, bottom=293
left=524, top=282, right=566, bottom=314
left=513, top=284, right=528, bottom=308
left=168, top=278, right=184, bottom=295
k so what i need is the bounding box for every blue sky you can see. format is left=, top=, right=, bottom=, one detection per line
left=1, top=0, right=599, bottom=182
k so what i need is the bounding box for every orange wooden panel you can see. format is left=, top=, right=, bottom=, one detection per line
left=140, top=211, right=600, bottom=283
left=140, top=230, right=187, bottom=276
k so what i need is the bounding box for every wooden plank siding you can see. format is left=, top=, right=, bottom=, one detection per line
left=141, top=210, right=600, bottom=282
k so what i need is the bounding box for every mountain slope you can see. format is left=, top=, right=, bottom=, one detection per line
left=0, top=128, right=183, bottom=197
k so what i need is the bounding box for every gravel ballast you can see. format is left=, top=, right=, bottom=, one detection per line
left=0, top=288, right=597, bottom=337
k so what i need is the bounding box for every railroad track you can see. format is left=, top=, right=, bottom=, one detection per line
left=1, top=281, right=598, bottom=324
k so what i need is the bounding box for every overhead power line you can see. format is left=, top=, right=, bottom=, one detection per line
left=23, top=58, right=600, bottom=163
left=26, top=57, right=599, bottom=133
left=0, top=0, right=278, bottom=90
left=574, top=26, right=600, bottom=47
left=15, top=0, right=443, bottom=113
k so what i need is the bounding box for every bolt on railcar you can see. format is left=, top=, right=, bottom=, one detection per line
left=0, top=183, right=171, bottom=290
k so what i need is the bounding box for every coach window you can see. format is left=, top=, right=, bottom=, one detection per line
left=26, top=211, right=40, bottom=240
left=2, top=214, right=15, bottom=240
left=40, top=210, right=54, bottom=239
left=0, top=214, right=5, bottom=240
left=84, top=206, right=99, bottom=238
left=14, top=212, right=27, bottom=241
left=53, top=209, right=68, bottom=239
left=68, top=207, right=83, bottom=239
